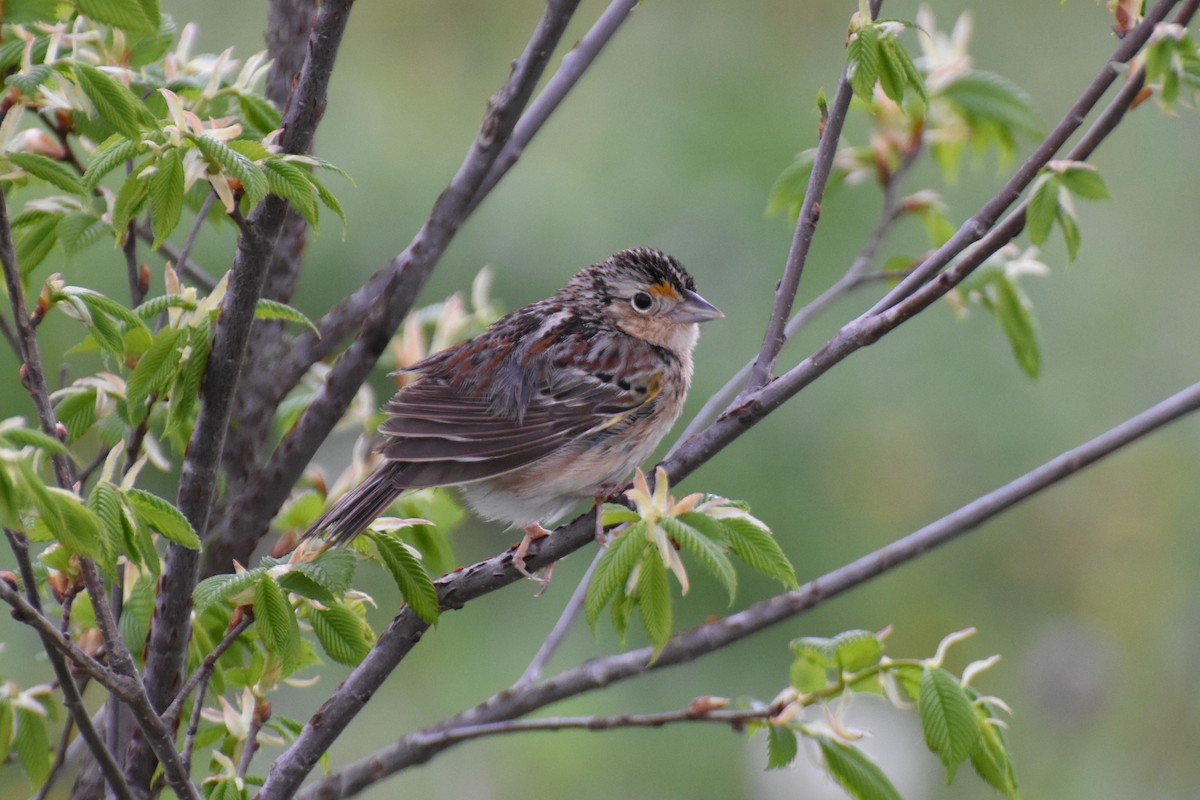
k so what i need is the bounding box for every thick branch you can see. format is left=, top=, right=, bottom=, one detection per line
left=127, top=0, right=354, bottom=789
left=204, top=0, right=588, bottom=576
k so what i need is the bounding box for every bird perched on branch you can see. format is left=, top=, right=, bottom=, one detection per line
left=303, top=248, right=722, bottom=580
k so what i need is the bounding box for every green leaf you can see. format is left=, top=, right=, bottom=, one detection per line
left=166, top=322, right=212, bottom=439
left=236, top=92, right=282, bottom=135
left=938, top=70, right=1042, bottom=138
left=299, top=549, right=356, bottom=594
left=686, top=513, right=797, bottom=590
left=991, top=274, right=1040, bottom=378
left=16, top=215, right=59, bottom=276
left=5, top=64, right=55, bottom=98
left=817, top=736, right=903, bottom=800
left=35, top=487, right=109, bottom=567
left=308, top=602, right=374, bottom=666
left=85, top=481, right=124, bottom=572
left=190, top=133, right=268, bottom=205
left=790, top=653, right=829, bottom=693
left=790, top=636, right=838, bottom=669
left=57, top=211, right=109, bottom=256
left=1056, top=205, right=1080, bottom=263
left=83, top=134, right=141, bottom=190
left=262, top=159, right=318, bottom=227
left=76, top=0, right=157, bottom=32
left=848, top=23, right=881, bottom=100
left=969, top=710, right=1019, bottom=798
left=585, top=521, right=649, bottom=628
left=919, top=666, right=981, bottom=782
left=659, top=516, right=736, bottom=603
left=76, top=289, right=147, bottom=331
left=887, top=33, right=927, bottom=102
left=876, top=36, right=906, bottom=103
left=125, top=488, right=200, bottom=549
left=371, top=532, right=440, bottom=624
left=254, top=298, right=320, bottom=336
left=112, top=169, right=151, bottom=233
left=254, top=575, right=302, bottom=672
left=73, top=64, right=154, bottom=137
left=5, top=152, right=85, bottom=194
left=194, top=568, right=266, bottom=615
left=54, top=388, right=97, bottom=443
left=1025, top=176, right=1058, bottom=246
left=766, top=725, right=798, bottom=769
left=149, top=148, right=184, bottom=247
left=1, top=426, right=69, bottom=457
left=634, top=550, right=672, bottom=658
left=5, top=0, right=59, bottom=25
left=119, top=572, right=157, bottom=659
left=310, top=174, right=348, bottom=238
left=1055, top=162, right=1109, bottom=200
left=830, top=629, right=884, bottom=672
left=14, top=707, right=51, bottom=789
left=125, top=326, right=182, bottom=424
left=601, top=503, right=639, bottom=526
left=0, top=701, right=12, bottom=769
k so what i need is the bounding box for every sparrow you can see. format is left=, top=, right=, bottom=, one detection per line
left=303, top=247, right=723, bottom=579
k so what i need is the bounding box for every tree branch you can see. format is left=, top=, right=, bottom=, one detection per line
left=299, top=375, right=1200, bottom=798
left=204, top=0, right=589, bottom=576
left=746, top=0, right=883, bottom=389
left=127, top=0, right=355, bottom=789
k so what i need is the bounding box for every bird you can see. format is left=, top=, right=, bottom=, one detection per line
left=302, top=247, right=723, bottom=580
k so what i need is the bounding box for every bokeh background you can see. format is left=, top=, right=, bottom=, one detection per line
left=5, top=1, right=1200, bottom=798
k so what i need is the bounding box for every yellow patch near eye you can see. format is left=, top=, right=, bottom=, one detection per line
left=648, top=282, right=680, bottom=300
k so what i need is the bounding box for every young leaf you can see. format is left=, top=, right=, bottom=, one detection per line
left=73, top=64, right=154, bottom=137
left=125, top=488, right=201, bottom=549
left=57, top=211, right=109, bottom=256
left=849, top=23, right=881, bottom=100
left=1, top=425, right=70, bottom=457
left=659, top=516, right=736, bottom=603
left=1055, top=162, right=1110, bottom=201
left=689, top=513, right=797, bottom=590
left=237, top=92, right=282, bottom=135
left=125, top=326, right=182, bottom=423
left=991, top=275, right=1040, bottom=378
left=16, top=215, right=59, bottom=276
left=585, top=521, right=649, bottom=628
left=1025, top=176, right=1059, bottom=246
left=262, top=159, right=319, bottom=228
left=36, top=488, right=110, bottom=568
left=254, top=575, right=302, bottom=672
left=308, top=602, right=374, bottom=666
left=830, top=629, right=884, bottom=672
left=766, top=725, right=798, bottom=769
left=634, top=550, right=672, bottom=658
left=371, top=532, right=440, bottom=624
left=299, top=549, right=356, bottom=595
left=83, top=135, right=141, bottom=189
left=149, top=148, right=185, bottom=247
left=76, top=0, right=158, bottom=33
left=119, top=572, right=157, bottom=659
left=190, top=134, right=268, bottom=205
left=919, top=666, right=981, bottom=782
left=194, top=568, right=266, bottom=615
left=14, top=707, right=51, bottom=789
left=0, top=700, right=12, bottom=770
left=1055, top=206, right=1081, bottom=263
left=938, top=70, right=1042, bottom=138
left=969, top=712, right=1019, bottom=798
left=53, top=388, right=98, bottom=443
left=817, top=736, right=903, bottom=800
left=112, top=169, right=151, bottom=233
left=254, top=298, right=320, bottom=336
left=5, top=152, right=85, bottom=194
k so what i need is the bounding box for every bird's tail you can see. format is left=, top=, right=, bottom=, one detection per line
left=302, top=466, right=404, bottom=547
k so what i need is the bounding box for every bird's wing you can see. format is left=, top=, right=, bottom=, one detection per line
left=377, top=334, right=670, bottom=487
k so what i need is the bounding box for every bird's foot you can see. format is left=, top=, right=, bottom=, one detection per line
left=591, top=484, right=628, bottom=545
left=514, top=524, right=552, bottom=592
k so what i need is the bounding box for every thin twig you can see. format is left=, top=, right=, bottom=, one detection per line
left=747, top=0, right=883, bottom=389
left=2, top=533, right=134, bottom=800
left=674, top=143, right=919, bottom=449
left=299, top=375, right=1200, bottom=798
left=515, top=546, right=605, bottom=688
left=176, top=192, right=218, bottom=283
left=135, top=226, right=218, bottom=291
left=163, top=610, right=255, bottom=730
left=412, top=704, right=772, bottom=747
left=123, top=220, right=144, bottom=307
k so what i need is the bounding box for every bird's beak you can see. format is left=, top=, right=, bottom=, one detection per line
left=671, top=289, right=724, bottom=323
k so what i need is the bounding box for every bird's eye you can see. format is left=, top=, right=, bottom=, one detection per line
left=631, top=291, right=654, bottom=312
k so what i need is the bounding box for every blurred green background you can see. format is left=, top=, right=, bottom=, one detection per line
left=5, top=0, right=1200, bottom=798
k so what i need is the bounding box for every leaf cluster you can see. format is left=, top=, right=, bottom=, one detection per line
left=760, top=628, right=1017, bottom=800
